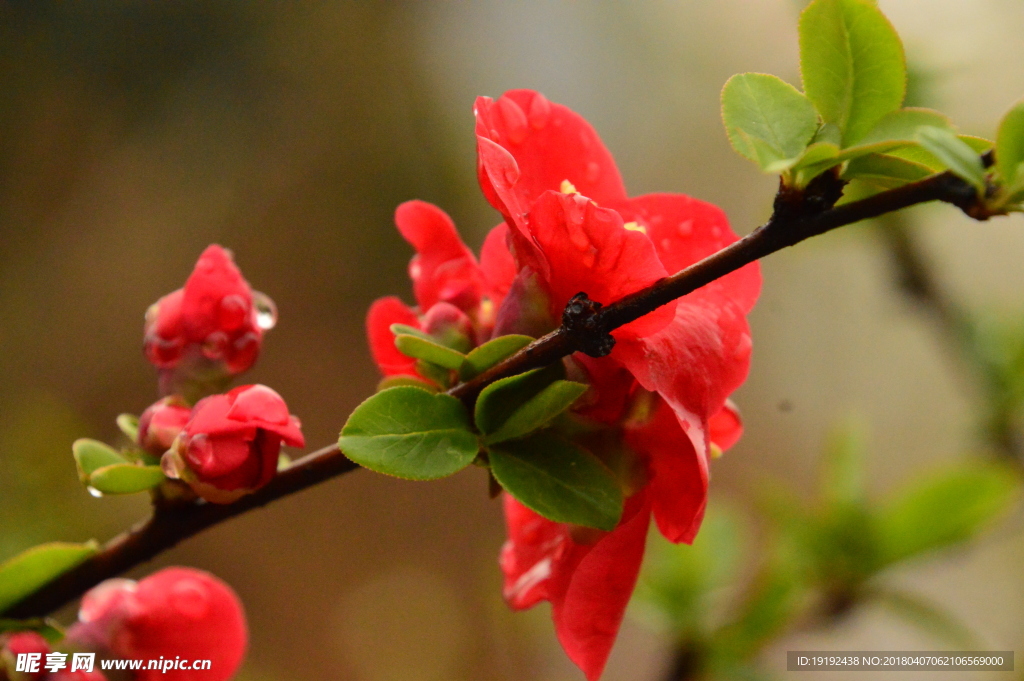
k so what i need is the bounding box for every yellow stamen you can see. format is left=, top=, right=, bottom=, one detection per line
left=560, top=179, right=578, bottom=195
left=623, top=221, right=647, bottom=234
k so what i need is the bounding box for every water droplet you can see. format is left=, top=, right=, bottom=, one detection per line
left=201, top=331, right=228, bottom=360
left=171, top=579, right=210, bottom=620
left=503, top=164, right=520, bottom=187
left=253, top=291, right=278, bottom=330
left=585, top=161, right=600, bottom=183
left=226, top=332, right=260, bottom=373
left=650, top=215, right=664, bottom=226
left=528, top=92, right=552, bottom=129
left=87, top=486, right=104, bottom=498
left=187, top=434, right=214, bottom=469
left=711, top=225, right=721, bottom=238
left=580, top=250, right=596, bottom=268
left=677, top=220, right=693, bottom=237
left=161, top=451, right=182, bottom=479
left=409, top=262, right=422, bottom=280
left=497, top=97, right=528, bottom=144
left=660, top=238, right=673, bottom=251
left=218, top=295, right=248, bottom=331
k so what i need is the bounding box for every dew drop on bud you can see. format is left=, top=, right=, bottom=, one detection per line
left=586, top=161, right=601, bottom=183
left=87, top=486, right=104, bottom=498
left=160, top=452, right=181, bottom=479
left=218, top=294, right=249, bottom=331
left=252, top=291, right=278, bottom=330
left=202, top=331, right=229, bottom=360
left=170, top=579, right=210, bottom=620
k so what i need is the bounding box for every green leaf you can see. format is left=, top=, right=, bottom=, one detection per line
left=389, top=323, right=431, bottom=341
left=0, top=542, right=100, bottom=613
left=820, top=419, right=867, bottom=507
left=876, top=463, right=1019, bottom=565
left=843, top=153, right=933, bottom=189
left=721, top=73, right=819, bottom=170
left=996, top=100, right=1024, bottom=189
left=72, top=438, right=128, bottom=484
left=88, top=463, right=165, bottom=495
left=459, top=335, right=534, bottom=381
left=854, top=108, right=953, bottom=147
left=0, top=618, right=64, bottom=643
left=339, top=387, right=480, bottom=480
left=394, top=334, right=466, bottom=371
left=482, top=380, right=587, bottom=445
left=916, top=126, right=986, bottom=190
left=888, top=134, right=993, bottom=172
left=473, top=365, right=566, bottom=437
left=115, top=414, right=139, bottom=443
left=488, top=431, right=622, bottom=530
left=799, top=0, right=906, bottom=146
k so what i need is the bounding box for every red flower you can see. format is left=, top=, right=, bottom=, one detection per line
left=368, top=89, right=759, bottom=679
left=144, top=246, right=275, bottom=394
left=137, top=396, right=191, bottom=457
left=476, top=90, right=759, bottom=679
left=68, top=568, right=246, bottom=681
left=162, top=384, right=304, bottom=503
left=3, top=631, right=50, bottom=680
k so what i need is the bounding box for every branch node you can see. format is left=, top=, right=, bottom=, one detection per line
left=562, top=292, right=615, bottom=357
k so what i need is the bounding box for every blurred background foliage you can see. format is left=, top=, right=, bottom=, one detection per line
left=3, top=1, right=1024, bottom=679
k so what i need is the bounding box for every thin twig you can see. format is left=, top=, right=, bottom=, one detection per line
left=2, top=166, right=993, bottom=620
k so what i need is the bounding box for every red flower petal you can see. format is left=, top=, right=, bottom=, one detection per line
left=522, top=190, right=675, bottom=339
left=475, top=90, right=627, bottom=220
left=499, top=493, right=651, bottom=681
left=365, top=296, right=420, bottom=377
left=709, top=399, right=743, bottom=452
left=479, top=223, right=517, bottom=306
left=394, top=201, right=485, bottom=310
left=613, top=297, right=753, bottom=455
left=614, top=193, right=761, bottom=314
left=180, top=245, right=255, bottom=343
left=626, top=397, right=707, bottom=544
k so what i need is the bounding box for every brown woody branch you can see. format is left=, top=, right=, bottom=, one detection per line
left=1, top=166, right=993, bottom=621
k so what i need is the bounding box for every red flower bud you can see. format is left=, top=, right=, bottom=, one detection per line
left=137, top=396, right=191, bottom=456
left=3, top=631, right=50, bottom=680
left=144, top=246, right=276, bottom=393
left=162, top=385, right=304, bottom=503
left=69, top=568, right=246, bottom=681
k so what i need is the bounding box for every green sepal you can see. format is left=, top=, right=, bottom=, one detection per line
left=459, top=335, right=535, bottom=381
left=488, top=431, right=623, bottom=531
left=87, top=463, right=166, bottom=495
left=338, top=386, right=480, bottom=480
left=0, top=542, right=100, bottom=613
left=72, top=438, right=128, bottom=484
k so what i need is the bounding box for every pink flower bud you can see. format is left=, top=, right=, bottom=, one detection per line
left=162, top=385, right=304, bottom=503
left=3, top=631, right=50, bottom=680
left=137, top=396, right=191, bottom=456
left=143, top=246, right=276, bottom=392
left=69, top=568, right=246, bottom=681
left=422, top=302, right=474, bottom=353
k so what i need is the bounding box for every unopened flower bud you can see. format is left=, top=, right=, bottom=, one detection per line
left=422, top=302, right=474, bottom=353
left=162, top=385, right=304, bottom=504
left=137, top=396, right=191, bottom=456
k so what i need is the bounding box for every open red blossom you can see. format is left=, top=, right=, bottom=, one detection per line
left=68, top=568, right=246, bottom=681
left=144, top=246, right=276, bottom=394
left=472, top=89, right=760, bottom=678
left=368, top=89, right=759, bottom=679
left=162, top=384, right=304, bottom=503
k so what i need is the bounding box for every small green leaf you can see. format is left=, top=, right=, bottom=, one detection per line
left=916, top=126, right=986, bottom=190
left=339, top=387, right=480, bottom=480
left=854, top=108, right=953, bottom=147
left=843, top=153, right=933, bottom=189
left=485, top=381, right=587, bottom=445
left=473, top=365, right=564, bottom=437
left=394, top=334, right=466, bottom=371
left=72, top=438, right=128, bottom=484
left=721, top=73, right=819, bottom=170
left=389, top=323, right=431, bottom=341
left=459, top=335, right=534, bottom=381
left=871, top=587, right=980, bottom=648
left=0, top=618, right=65, bottom=643
left=489, top=431, right=623, bottom=530
left=0, top=542, right=100, bottom=613
left=799, top=0, right=906, bottom=146
left=996, top=100, right=1024, bottom=189
left=88, top=464, right=166, bottom=495
left=876, top=463, right=1019, bottom=565
left=116, top=414, right=140, bottom=443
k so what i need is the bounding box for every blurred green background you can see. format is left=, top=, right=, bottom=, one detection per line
left=2, top=1, right=1024, bottom=679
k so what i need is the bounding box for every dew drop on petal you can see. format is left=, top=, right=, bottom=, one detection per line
left=87, top=486, right=104, bottom=498
left=677, top=220, right=693, bottom=237
left=170, top=579, right=210, bottom=620
left=497, top=97, right=528, bottom=144
left=161, top=452, right=182, bottom=479
left=711, top=225, right=721, bottom=239
left=219, top=295, right=249, bottom=331
left=253, top=291, right=278, bottom=330
left=201, top=331, right=229, bottom=360
left=585, top=161, right=600, bottom=183
left=528, top=92, right=552, bottom=130
left=186, top=434, right=214, bottom=469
